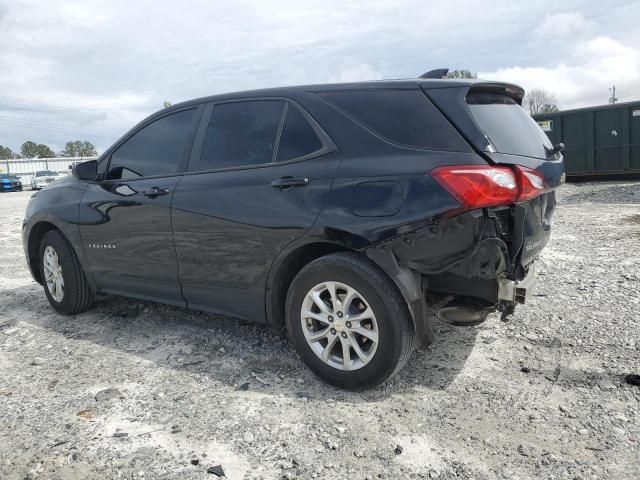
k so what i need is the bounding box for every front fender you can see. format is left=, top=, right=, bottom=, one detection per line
left=22, top=181, right=93, bottom=288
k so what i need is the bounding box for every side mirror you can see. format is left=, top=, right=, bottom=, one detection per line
left=72, top=160, right=98, bottom=181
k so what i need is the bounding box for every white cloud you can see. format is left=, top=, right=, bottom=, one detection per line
left=0, top=0, right=638, bottom=152
left=534, top=12, right=594, bottom=37
left=331, top=63, right=383, bottom=83
left=480, top=36, right=640, bottom=109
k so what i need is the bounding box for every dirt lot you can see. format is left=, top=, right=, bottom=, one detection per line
left=1, top=182, right=639, bottom=480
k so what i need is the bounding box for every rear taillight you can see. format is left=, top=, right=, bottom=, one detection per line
left=431, top=164, right=547, bottom=210
left=516, top=166, right=547, bottom=201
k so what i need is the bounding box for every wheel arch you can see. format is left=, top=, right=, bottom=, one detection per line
left=264, top=233, right=430, bottom=348
left=364, top=243, right=434, bottom=347
left=266, top=240, right=359, bottom=328
left=27, top=221, right=60, bottom=284
left=26, top=219, right=95, bottom=292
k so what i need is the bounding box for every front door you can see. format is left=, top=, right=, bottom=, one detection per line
left=171, top=99, right=340, bottom=321
left=79, top=107, right=201, bottom=304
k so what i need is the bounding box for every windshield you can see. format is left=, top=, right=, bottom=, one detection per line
left=467, top=91, right=553, bottom=159
left=36, top=170, right=59, bottom=177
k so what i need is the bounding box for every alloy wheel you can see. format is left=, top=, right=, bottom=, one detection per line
left=43, top=245, right=64, bottom=302
left=300, top=281, right=379, bottom=371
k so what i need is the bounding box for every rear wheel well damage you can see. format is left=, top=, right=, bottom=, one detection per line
left=365, top=245, right=434, bottom=348
left=266, top=242, right=424, bottom=344
left=27, top=221, right=59, bottom=284
left=267, top=243, right=352, bottom=328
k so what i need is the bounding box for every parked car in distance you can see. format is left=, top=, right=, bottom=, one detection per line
left=1, top=173, right=23, bottom=192
left=22, top=71, right=564, bottom=389
left=31, top=170, right=62, bottom=190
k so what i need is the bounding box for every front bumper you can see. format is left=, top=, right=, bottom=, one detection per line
left=34, top=180, right=52, bottom=188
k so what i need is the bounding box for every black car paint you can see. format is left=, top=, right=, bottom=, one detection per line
left=23, top=78, right=563, bottom=342
left=171, top=151, right=343, bottom=321
left=23, top=177, right=92, bottom=287
left=79, top=175, right=186, bottom=305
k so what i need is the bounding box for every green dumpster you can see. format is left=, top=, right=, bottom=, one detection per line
left=533, top=100, right=640, bottom=176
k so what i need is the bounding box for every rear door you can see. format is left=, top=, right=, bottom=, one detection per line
left=79, top=107, right=202, bottom=304
left=171, top=99, right=339, bottom=321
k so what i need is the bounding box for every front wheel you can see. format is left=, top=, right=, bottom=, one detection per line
left=286, top=252, right=415, bottom=390
left=39, top=230, right=94, bottom=314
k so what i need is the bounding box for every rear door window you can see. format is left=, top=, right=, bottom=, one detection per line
left=276, top=105, right=323, bottom=162
left=466, top=91, right=553, bottom=159
left=320, top=89, right=468, bottom=151
left=200, top=100, right=285, bottom=170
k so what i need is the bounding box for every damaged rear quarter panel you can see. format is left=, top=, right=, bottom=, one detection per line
left=364, top=208, right=513, bottom=306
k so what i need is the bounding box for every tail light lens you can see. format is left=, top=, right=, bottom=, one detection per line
left=517, top=167, right=547, bottom=201
left=432, top=164, right=547, bottom=210
left=431, top=165, right=518, bottom=209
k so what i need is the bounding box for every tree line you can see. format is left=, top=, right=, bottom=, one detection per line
left=0, top=140, right=98, bottom=160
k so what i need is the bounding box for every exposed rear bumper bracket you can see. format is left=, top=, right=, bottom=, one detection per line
left=498, top=264, right=537, bottom=305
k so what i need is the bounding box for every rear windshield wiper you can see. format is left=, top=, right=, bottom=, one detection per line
left=545, top=142, right=565, bottom=158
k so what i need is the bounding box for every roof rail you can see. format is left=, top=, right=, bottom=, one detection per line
left=419, top=68, right=449, bottom=79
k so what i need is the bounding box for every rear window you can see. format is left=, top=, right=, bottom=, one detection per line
left=467, top=91, right=553, bottom=159
left=320, top=90, right=468, bottom=151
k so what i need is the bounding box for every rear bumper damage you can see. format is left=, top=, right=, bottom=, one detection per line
left=364, top=199, right=550, bottom=345
left=498, top=263, right=537, bottom=306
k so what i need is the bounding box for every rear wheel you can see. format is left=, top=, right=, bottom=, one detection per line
left=39, top=230, right=94, bottom=314
left=286, top=252, right=415, bottom=390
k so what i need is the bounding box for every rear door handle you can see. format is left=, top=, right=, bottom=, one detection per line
left=143, top=186, right=171, bottom=197
left=270, top=177, right=309, bottom=189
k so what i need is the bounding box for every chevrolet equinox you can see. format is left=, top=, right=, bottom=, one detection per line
left=23, top=71, right=564, bottom=389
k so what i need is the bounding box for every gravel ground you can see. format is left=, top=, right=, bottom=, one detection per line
left=1, top=182, right=639, bottom=480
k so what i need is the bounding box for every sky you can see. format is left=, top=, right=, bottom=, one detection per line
left=1, top=0, right=639, bottom=155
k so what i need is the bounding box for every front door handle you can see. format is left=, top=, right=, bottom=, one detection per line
left=270, top=177, right=309, bottom=189
left=143, top=186, right=171, bottom=197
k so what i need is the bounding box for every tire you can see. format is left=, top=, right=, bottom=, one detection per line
left=285, top=252, right=415, bottom=390
left=39, top=229, right=94, bottom=315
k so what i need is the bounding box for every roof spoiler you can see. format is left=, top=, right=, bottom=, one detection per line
left=467, top=82, right=525, bottom=105
left=419, top=68, right=449, bottom=79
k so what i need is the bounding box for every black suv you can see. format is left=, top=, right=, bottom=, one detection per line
left=23, top=74, right=563, bottom=389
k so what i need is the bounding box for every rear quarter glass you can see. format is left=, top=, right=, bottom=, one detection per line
left=276, top=105, right=323, bottom=162
left=319, top=89, right=471, bottom=152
